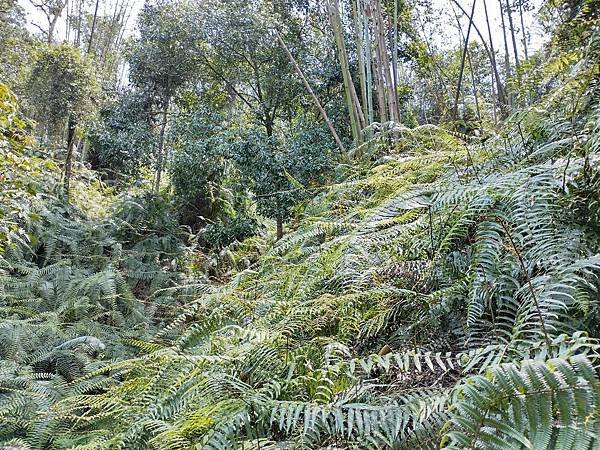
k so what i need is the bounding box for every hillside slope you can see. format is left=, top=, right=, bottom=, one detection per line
left=1, top=21, right=600, bottom=450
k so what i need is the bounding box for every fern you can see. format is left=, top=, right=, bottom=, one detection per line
left=444, top=355, right=600, bottom=449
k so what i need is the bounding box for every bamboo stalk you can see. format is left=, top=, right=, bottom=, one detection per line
left=451, top=4, right=481, bottom=120
left=351, top=0, right=369, bottom=123
left=449, top=0, right=507, bottom=112
left=275, top=31, right=347, bottom=156
left=499, top=0, right=511, bottom=74
left=362, top=0, right=374, bottom=128
left=87, top=0, right=100, bottom=53
left=372, top=32, right=388, bottom=123
left=373, top=0, right=400, bottom=123
left=392, top=0, right=399, bottom=102
left=327, top=0, right=364, bottom=144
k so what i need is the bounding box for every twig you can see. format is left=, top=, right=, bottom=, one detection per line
left=499, top=219, right=555, bottom=357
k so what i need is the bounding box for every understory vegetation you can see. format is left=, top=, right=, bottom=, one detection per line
left=1, top=0, right=600, bottom=448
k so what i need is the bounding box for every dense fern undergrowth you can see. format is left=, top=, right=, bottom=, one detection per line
left=2, top=25, right=600, bottom=450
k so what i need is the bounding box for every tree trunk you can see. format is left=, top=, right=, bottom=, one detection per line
left=361, top=0, right=374, bottom=136
left=351, top=0, right=369, bottom=124
left=518, top=0, right=528, bottom=60
left=505, top=0, right=520, bottom=72
left=45, top=0, right=66, bottom=44
left=372, top=46, right=388, bottom=123
left=79, top=138, right=86, bottom=162
left=47, top=14, right=59, bottom=43
left=65, top=0, right=70, bottom=42
left=449, top=0, right=507, bottom=112
left=371, top=1, right=387, bottom=122
left=467, top=47, right=481, bottom=120
left=264, top=116, right=274, bottom=138
left=76, top=0, right=82, bottom=46
left=373, top=0, right=400, bottom=123
left=153, top=102, right=169, bottom=196
left=392, top=0, right=399, bottom=100
left=490, top=71, right=497, bottom=123
left=63, top=115, right=77, bottom=197
left=451, top=5, right=481, bottom=121
left=87, top=0, right=100, bottom=53
left=482, top=0, right=507, bottom=114
left=368, top=0, right=387, bottom=124
left=327, top=0, right=364, bottom=145
left=499, top=0, right=511, bottom=81
left=452, top=0, right=477, bottom=121
left=276, top=218, right=283, bottom=241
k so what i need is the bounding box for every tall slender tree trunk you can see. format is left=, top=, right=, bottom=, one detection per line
left=362, top=0, right=374, bottom=129
left=518, top=0, right=528, bottom=59
left=452, top=0, right=477, bottom=121
left=451, top=4, right=480, bottom=120
left=391, top=0, right=399, bottom=106
left=373, top=0, right=400, bottom=123
left=449, top=0, right=506, bottom=112
left=372, top=43, right=388, bottom=123
left=44, top=0, right=67, bottom=44
left=482, top=0, right=506, bottom=114
left=153, top=101, right=169, bottom=196
left=490, top=71, right=497, bottom=123
left=47, top=15, right=59, bottom=43
left=100, top=0, right=122, bottom=66
left=467, top=48, right=481, bottom=120
left=116, top=0, right=134, bottom=51
left=87, top=0, right=100, bottom=53
left=63, top=116, right=77, bottom=196
left=505, top=0, right=520, bottom=71
left=78, top=138, right=86, bottom=163
left=76, top=0, right=82, bottom=46
left=352, top=0, right=368, bottom=123
left=367, top=0, right=386, bottom=123
left=65, top=0, right=70, bottom=42
left=328, top=0, right=364, bottom=145
left=499, top=0, right=512, bottom=106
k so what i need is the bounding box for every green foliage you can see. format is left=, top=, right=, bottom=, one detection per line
left=169, top=104, right=338, bottom=233
left=2, top=2, right=600, bottom=449
left=0, top=86, right=195, bottom=448
left=445, top=354, right=600, bottom=449
left=127, top=0, right=202, bottom=103
left=198, top=0, right=304, bottom=134
left=0, top=82, right=58, bottom=256
left=228, top=128, right=302, bottom=223
left=169, top=106, right=231, bottom=227
left=88, top=91, right=155, bottom=181
left=0, top=0, right=31, bottom=89
left=0, top=25, right=594, bottom=448
left=0, top=82, right=34, bottom=152
left=228, top=124, right=337, bottom=225
left=26, top=43, right=97, bottom=137
left=203, top=216, right=259, bottom=250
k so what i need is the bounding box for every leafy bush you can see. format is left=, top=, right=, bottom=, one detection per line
left=202, top=215, right=259, bottom=250
left=88, top=91, right=155, bottom=181
left=0, top=86, right=196, bottom=446
left=26, top=43, right=97, bottom=138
